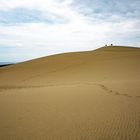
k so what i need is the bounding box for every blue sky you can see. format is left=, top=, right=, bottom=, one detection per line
left=0, top=0, right=140, bottom=62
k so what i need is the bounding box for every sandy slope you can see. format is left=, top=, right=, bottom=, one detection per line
left=0, top=46, right=140, bottom=140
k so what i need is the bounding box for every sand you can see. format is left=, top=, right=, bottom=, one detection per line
left=0, top=46, right=140, bottom=140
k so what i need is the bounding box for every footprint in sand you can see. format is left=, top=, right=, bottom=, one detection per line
left=121, top=94, right=132, bottom=98
left=115, top=92, right=120, bottom=95
left=98, top=84, right=133, bottom=98
left=135, top=96, right=140, bottom=98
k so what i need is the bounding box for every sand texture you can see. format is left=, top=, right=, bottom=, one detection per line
left=0, top=46, right=140, bottom=140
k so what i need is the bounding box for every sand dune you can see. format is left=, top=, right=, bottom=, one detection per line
left=0, top=46, right=140, bottom=140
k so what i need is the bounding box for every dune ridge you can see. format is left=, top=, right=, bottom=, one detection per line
left=0, top=46, right=140, bottom=140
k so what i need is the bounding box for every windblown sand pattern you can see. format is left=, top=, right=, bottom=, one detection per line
left=0, top=46, right=140, bottom=140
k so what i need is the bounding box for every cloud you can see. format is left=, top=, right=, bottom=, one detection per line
left=0, top=0, right=140, bottom=62
left=0, top=8, right=52, bottom=25
left=72, top=0, right=140, bottom=18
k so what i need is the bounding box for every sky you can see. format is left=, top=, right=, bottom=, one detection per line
left=0, top=0, right=140, bottom=62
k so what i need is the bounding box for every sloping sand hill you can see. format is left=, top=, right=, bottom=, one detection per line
left=0, top=46, right=140, bottom=140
